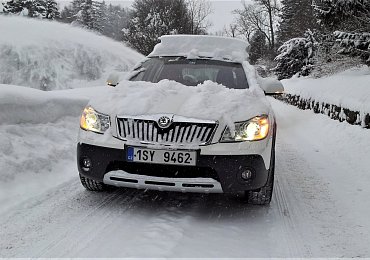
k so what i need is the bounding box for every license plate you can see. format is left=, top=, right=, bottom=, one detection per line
left=126, top=147, right=197, bottom=166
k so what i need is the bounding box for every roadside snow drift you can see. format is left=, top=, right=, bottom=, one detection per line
left=282, top=66, right=370, bottom=113
left=0, top=84, right=86, bottom=124
left=0, top=16, right=144, bottom=90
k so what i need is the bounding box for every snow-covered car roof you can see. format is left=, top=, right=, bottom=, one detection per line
left=148, top=35, right=249, bottom=63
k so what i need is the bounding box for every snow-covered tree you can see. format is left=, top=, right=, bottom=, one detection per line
left=334, top=31, right=370, bottom=64
left=59, top=5, right=74, bottom=23
left=70, top=0, right=105, bottom=32
left=278, top=0, right=318, bottom=44
left=94, top=1, right=107, bottom=33
left=2, top=0, right=48, bottom=18
left=122, top=0, right=192, bottom=55
left=44, top=0, right=59, bottom=19
left=71, top=0, right=83, bottom=14
left=102, top=4, right=129, bottom=41
left=74, top=0, right=93, bottom=29
left=58, top=0, right=130, bottom=40
left=313, top=0, right=370, bottom=32
left=274, top=30, right=318, bottom=79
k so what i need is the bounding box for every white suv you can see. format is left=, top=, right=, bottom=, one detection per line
left=77, top=35, right=284, bottom=205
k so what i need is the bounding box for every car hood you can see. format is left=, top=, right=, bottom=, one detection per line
left=89, top=80, right=271, bottom=124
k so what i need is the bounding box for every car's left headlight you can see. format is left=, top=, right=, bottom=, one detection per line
left=220, top=115, right=269, bottom=142
left=80, top=106, right=110, bottom=134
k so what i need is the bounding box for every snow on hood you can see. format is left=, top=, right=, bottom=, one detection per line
left=89, top=80, right=270, bottom=126
left=149, top=35, right=249, bottom=63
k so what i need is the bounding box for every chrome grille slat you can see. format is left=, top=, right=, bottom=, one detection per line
left=168, top=128, right=174, bottom=142
left=176, top=127, right=184, bottom=143
left=196, top=126, right=206, bottom=141
left=153, top=126, right=158, bottom=142
left=125, top=119, right=130, bottom=136
left=117, top=117, right=217, bottom=146
left=192, top=126, right=200, bottom=142
left=163, top=131, right=168, bottom=142
left=202, top=127, right=211, bottom=141
left=181, top=125, right=191, bottom=143
left=150, top=122, right=154, bottom=141
left=187, top=125, right=196, bottom=143
left=131, top=120, right=136, bottom=138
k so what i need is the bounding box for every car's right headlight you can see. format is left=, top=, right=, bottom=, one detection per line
left=220, top=115, right=269, bottom=142
left=80, top=106, right=110, bottom=134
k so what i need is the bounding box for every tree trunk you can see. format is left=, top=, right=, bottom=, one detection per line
left=268, top=6, right=275, bottom=51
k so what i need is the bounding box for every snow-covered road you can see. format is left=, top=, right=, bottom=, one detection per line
left=1, top=98, right=369, bottom=258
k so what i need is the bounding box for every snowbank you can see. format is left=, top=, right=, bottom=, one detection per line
left=282, top=66, right=370, bottom=113
left=0, top=16, right=144, bottom=90
left=0, top=84, right=112, bottom=125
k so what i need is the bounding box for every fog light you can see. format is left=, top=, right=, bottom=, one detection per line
left=82, top=158, right=92, bottom=171
left=241, top=169, right=253, bottom=180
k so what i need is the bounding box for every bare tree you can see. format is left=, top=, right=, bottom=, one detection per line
left=255, top=0, right=279, bottom=50
left=234, top=4, right=267, bottom=42
left=223, top=24, right=239, bottom=38
left=234, top=0, right=279, bottom=52
left=186, top=0, right=213, bottom=34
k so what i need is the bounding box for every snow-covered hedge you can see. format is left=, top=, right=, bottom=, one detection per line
left=0, top=16, right=143, bottom=90
left=277, top=66, right=370, bottom=128
left=276, top=93, right=370, bottom=128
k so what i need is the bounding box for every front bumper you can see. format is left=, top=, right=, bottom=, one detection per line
left=77, top=143, right=271, bottom=193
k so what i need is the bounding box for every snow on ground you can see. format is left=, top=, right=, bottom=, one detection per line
left=282, top=66, right=370, bottom=113
left=0, top=83, right=117, bottom=212
left=0, top=16, right=143, bottom=90
left=0, top=94, right=370, bottom=257
left=0, top=67, right=370, bottom=256
left=0, top=19, right=368, bottom=254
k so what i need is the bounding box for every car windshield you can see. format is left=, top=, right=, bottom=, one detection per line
left=130, top=57, right=249, bottom=89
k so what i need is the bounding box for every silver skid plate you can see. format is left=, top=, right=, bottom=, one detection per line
left=103, top=171, right=223, bottom=194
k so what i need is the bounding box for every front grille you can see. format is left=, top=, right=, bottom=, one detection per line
left=116, top=117, right=217, bottom=145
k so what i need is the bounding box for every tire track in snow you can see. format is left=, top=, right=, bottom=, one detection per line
left=273, top=150, right=313, bottom=257
left=36, top=188, right=141, bottom=257
left=36, top=188, right=202, bottom=257
left=117, top=192, right=201, bottom=258
left=273, top=177, right=306, bottom=257
left=0, top=179, right=137, bottom=257
left=91, top=191, right=205, bottom=258
left=270, top=98, right=369, bottom=257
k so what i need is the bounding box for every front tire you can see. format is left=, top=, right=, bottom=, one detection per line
left=247, top=142, right=275, bottom=205
left=247, top=171, right=274, bottom=205
left=79, top=174, right=110, bottom=191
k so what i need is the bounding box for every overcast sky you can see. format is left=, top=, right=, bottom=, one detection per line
left=56, top=0, right=246, bottom=33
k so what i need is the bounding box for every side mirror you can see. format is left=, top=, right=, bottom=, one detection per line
left=106, top=73, right=120, bottom=87
left=260, top=78, right=284, bottom=95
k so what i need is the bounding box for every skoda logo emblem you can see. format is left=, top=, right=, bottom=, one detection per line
left=158, top=116, right=172, bottom=129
